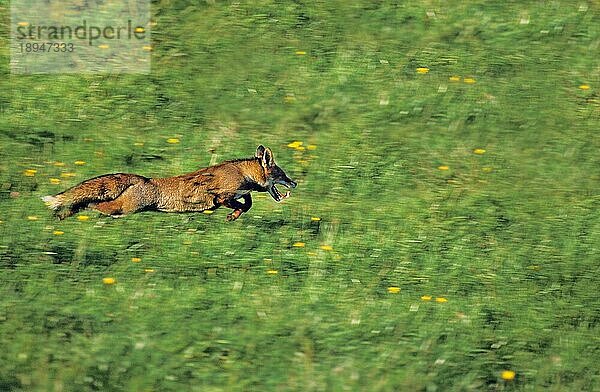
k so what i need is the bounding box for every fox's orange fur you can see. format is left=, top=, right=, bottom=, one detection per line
left=42, top=145, right=297, bottom=221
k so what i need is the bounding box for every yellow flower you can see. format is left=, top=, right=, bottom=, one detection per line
left=416, top=67, right=430, bottom=74
left=266, top=269, right=278, bottom=274
left=50, top=178, right=61, bottom=184
left=438, top=165, right=449, bottom=171
left=203, top=210, right=214, bottom=214
left=23, top=169, right=37, bottom=177
left=53, top=161, right=66, bottom=167
left=74, top=160, right=86, bottom=165
left=463, top=77, right=476, bottom=84
left=387, top=287, right=401, bottom=294
left=134, top=142, right=144, bottom=146
left=295, top=50, right=306, bottom=55
left=579, top=84, right=590, bottom=90
left=501, top=370, right=516, bottom=381
left=293, top=242, right=305, bottom=247
left=307, top=145, right=317, bottom=150
left=143, top=46, right=153, bottom=51
left=53, top=230, right=64, bottom=235
left=98, top=44, right=109, bottom=49
left=421, top=295, right=432, bottom=301
left=166, top=138, right=180, bottom=144
left=27, top=216, right=38, bottom=221
left=435, top=297, right=448, bottom=303
left=60, top=172, right=77, bottom=178
left=287, top=141, right=303, bottom=149
left=311, top=217, right=321, bottom=222
left=320, top=245, right=333, bottom=251
left=449, top=76, right=461, bottom=82
left=102, top=277, right=116, bottom=285
left=18, top=22, right=29, bottom=27
left=144, top=269, right=155, bottom=273
left=135, top=27, right=145, bottom=33
left=77, top=215, right=90, bottom=221
left=473, top=148, right=486, bottom=155
left=131, top=257, right=142, bottom=263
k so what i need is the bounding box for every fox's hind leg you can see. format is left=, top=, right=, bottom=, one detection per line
left=222, top=194, right=252, bottom=222
left=91, top=184, right=151, bottom=217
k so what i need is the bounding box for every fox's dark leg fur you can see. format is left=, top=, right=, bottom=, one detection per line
left=223, top=194, right=252, bottom=221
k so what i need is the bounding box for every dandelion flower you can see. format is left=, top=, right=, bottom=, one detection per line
left=387, top=287, right=401, bottom=294
left=416, top=67, right=430, bottom=74
left=60, top=172, right=77, bottom=178
left=143, top=46, right=153, bottom=51
left=53, top=161, right=66, bottom=167
left=266, top=269, right=278, bottom=274
left=438, top=165, right=449, bottom=171
left=463, top=77, right=476, bottom=84
left=27, top=216, right=38, bottom=221
left=579, top=84, right=590, bottom=90
left=102, top=277, right=116, bottom=285
left=320, top=245, right=333, bottom=251
left=501, top=370, right=516, bottom=381
left=421, top=295, right=432, bottom=301
left=449, top=76, right=460, bottom=82
left=473, top=148, right=486, bottom=155
left=287, top=141, right=303, bottom=149
left=144, top=269, right=155, bottom=273
left=131, top=257, right=142, bottom=263
left=295, top=50, right=306, bottom=55
left=307, top=145, right=317, bottom=150
left=50, top=178, right=61, bottom=184
left=166, top=138, right=180, bottom=144
left=135, top=27, right=145, bottom=33
left=23, top=169, right=37, bottom=177
left=311, top=217, right=321, bottom=222
left=98, top=44, right=109, bottom=49
left=18, top=22, right=29, bottom=27
left=134, top=142, right=144, bottom=146
left=53, top=230, right=64, bottom=235
left=77, top=215, right=90, bottom=221
left=293, top=242, right=305, bottom=247
left=74, top=161, right=86, bottom=165
left=435, top=297, right=448, bottom=303
left=203, top=210, right=214, bottom=214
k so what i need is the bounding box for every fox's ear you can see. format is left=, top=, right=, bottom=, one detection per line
left=261, top=147, right=274, bottom=168
left=256, top=145, right=266, bottom=159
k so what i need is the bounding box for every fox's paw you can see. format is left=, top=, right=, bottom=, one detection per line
left=226, top=210, right=242, bottom=222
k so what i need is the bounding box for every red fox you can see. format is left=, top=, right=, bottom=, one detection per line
left=42, top=145, right=297, bottom=221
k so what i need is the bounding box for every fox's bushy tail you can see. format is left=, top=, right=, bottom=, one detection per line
left=42, top=173, right=149, bottom=219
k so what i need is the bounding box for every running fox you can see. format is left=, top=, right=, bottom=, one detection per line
left=42, top=145, right=297, bottom=221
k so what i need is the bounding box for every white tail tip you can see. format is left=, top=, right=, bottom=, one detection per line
left=41, top=195, right=62, bottom=210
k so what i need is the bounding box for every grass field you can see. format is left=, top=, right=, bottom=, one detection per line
left=1, top=1, right=599, bottom=391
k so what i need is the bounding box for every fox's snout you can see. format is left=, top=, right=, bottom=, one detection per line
left=280, top=179, right=297, bottom=189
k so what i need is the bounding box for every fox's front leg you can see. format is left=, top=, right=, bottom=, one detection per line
left=222, top=194, right=252, bottom=221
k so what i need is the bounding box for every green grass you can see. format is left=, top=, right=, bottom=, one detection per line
left=1, top=1, right=599, bottom=390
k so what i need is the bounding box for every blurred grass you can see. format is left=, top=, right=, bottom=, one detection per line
left=1, top=1, right=599, bottom=391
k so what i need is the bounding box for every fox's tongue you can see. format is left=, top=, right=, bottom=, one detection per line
left=269, top=185, right=290, bottom=202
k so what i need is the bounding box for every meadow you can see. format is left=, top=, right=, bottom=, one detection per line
left=0, top=1, right=599, bottom=390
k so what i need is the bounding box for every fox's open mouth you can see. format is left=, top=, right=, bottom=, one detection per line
left=268, top=183, right=292, bottom=202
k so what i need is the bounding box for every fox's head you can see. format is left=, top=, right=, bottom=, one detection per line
left=255, top=145, right=297, bottom=202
